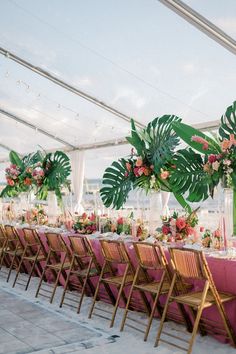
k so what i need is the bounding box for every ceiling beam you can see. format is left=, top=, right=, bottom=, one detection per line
left=0, top=107, right=76, bottom=149
left=158, top=0, right=236, bottom=56
left=0, top=46, right=144, bottom=129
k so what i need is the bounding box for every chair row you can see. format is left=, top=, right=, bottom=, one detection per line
left=0, top=224, right=235, bottom=354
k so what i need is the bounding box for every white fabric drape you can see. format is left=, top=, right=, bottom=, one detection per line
left=70, top=150, right=85, bottom=214
left=161, top=191, right=170, bottom=217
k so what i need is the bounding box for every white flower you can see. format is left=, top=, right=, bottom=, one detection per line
left=223, top=159, right=231, bottom=166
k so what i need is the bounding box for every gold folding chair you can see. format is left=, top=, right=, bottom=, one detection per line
left=155, top=248, right=236, bottom=353
left=0, top=225, right=8, bottom=267
left=12, top=228, right=47, bottom=290
left=88, top=239, right=134, bottom=327
left=60, top=235, right=101, bottom=313
left=120, top=241, right=172, bottom=340
left=0, top=225, right=26, bottom=282
left=35, top=232, right=71, bottom=303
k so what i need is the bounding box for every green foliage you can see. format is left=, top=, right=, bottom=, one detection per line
left=172, top=122, right=221, bottom=155
left=100, top=159, right=133, bottom=209
left=170, top=149, right=211, bottom=202
left=127, top=115, right=181, bottom=173
left=9, top=151, right=24, bottom=169
left=39, top=151, right=71, bottom=200
left=219, top=101, right=236, bottom=140
left=142, top=115, right=181, bottom=173
left=0, top=184, right=19, bottom=198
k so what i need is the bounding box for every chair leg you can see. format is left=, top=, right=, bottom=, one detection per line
left=110, top=264, right=130, bottom=328
left=144, top=274, right=166, bottom=342
left=7, top=253, right=18, bottom=282
left=35, top=251, right=51, bottom=298
left=187, top=281, right=209, bottom=354
left=60, top=256, right=75, bottom=308
left=25, top=252, right=40, bottom=291
left=155, top=273, right=177, bottom=347
left=120, top=266, right=140, bottom=332
left=77, top=259, right=93, bottom=314
left=88, top=262, right=107, bottom=319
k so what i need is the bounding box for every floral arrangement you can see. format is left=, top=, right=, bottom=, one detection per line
left=1, top=150, right=71, bottom=200
left=157, top=210, right=199, bottom=243
left=73, top=213, right=97, bottom=234
left=21, top=205, right=48, bottom=225
left=100, top=215, right=132, bottom=235
left=170, top=101, right=236, bottom=234
left=201, top=227, right=222, bottom=249
left=100, top=115, right=189, bottom=211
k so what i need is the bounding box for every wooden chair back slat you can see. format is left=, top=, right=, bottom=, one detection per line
left=133, top=242, right=166, bottom=270
left=23, top=228, right=40, bottom=245
left=170, top=248, right=205, bottom=280
left=69, top=236, right=91, bottom=257
left=100, top=240, right=129, bottom=264
left=46, top=232, right=68, bottom=253
left=0, top=225, right=7, bottom=248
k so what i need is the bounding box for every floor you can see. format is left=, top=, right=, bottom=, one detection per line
left=0, top=269, right=235, bottom=354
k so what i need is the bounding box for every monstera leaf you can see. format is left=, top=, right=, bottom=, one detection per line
left=100, top=159, right=133, bottom=209
left=40, top=151, right=71, bottom=199
left=219, top=101, right=236, bottom=140
left=172, top=122, right=221, bottom=155
left=144, top=115, right=181, bottom=172
left=127, top=115, right=181, bottom=173
left=170, top=149, right=212, bottom=202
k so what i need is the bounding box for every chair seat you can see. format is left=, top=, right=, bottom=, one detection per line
left=47, top=262, right=71, bottom=270
left=6, top=249, right=24, bottom=256
left=172, top=290, right=236, bottom=308
left=70, top=267, right=99, bottom=277
left=134, top=280, right=170, bottom=294
left=23, top=255, right=45, bottom=261
left=102, top=274, right=134, bottom=285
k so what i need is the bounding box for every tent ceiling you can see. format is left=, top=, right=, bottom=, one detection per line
left=0, top=0, right=236, bottom=179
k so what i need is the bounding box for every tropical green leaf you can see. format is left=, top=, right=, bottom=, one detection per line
left=9, top=151, right=24, bottom=169
left=126, top=119, right=145, bottom=156
left=173, top=192, right=192, bottom=214
left=170, top=149, right=210, bottom=202
left=172, top=122, right=221, bottom=155
left=0, top=184, right=19, bottom=198
left=219, top=101, right=236, bottom=140
left=100, top=159, right=133, bottom=209
left=39, top=151, right=71, bottom=199
left=144, top=115, right=181, bottom=172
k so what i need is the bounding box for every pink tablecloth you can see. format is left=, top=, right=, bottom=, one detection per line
left=17, top=228, right=236, bottom=343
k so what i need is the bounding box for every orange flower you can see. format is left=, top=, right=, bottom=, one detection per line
left=24, top=177, right=32, bottom=186
left=135, top=157, right=143, bottom=167
left=221, top=139, right=231, bottom=151
left=126, top=162, right=132, bottom=171
left=143, top=167, right=150, bottom=176
left=160, top=170, right=170, bottom=180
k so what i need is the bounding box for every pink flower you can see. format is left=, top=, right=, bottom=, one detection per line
left=213, top=229, right=221, bottom=238
left=133, top=167, right=140, bottom=177
left=124, top=171, right=129, bottom=177
left=117, top=217, right=123, bottom=225
left=162, top=225, right=170, bottom=235
left=191, top=135, right=209, bottom=150
left=208, top=154, right=217, bottom=163
left=186, top=226, right=194, bottom=236
left=7, top=178, right=14, bottom=186
left=176, top=217, right=186, bottom=231
left=200, top=226, right=204, bottom=232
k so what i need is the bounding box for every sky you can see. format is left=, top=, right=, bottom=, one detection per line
left=0, top=0, right=236, bottom=179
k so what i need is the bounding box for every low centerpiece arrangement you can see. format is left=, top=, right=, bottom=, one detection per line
left=73, top=213, right=97, bottom=234
left=156, top=210, right=199, bottom=243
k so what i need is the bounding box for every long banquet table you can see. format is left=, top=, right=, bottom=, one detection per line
left=16, top=226, right=236, bottom=344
